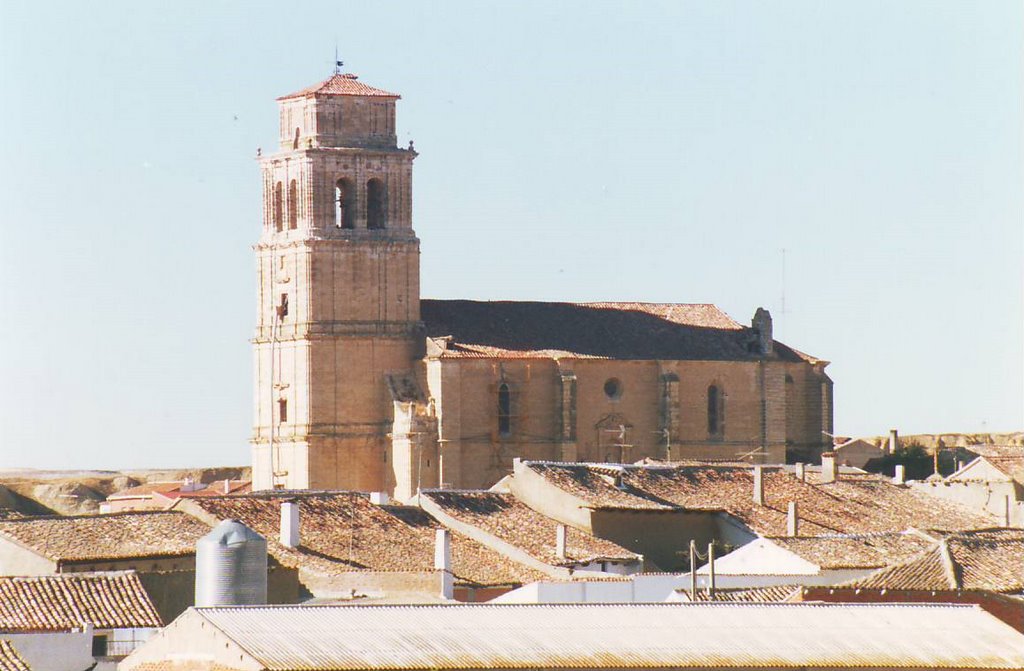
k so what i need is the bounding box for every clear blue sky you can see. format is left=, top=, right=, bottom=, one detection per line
left=1, top=1, right=1020, bottom=470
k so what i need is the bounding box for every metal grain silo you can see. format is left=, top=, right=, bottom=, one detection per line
left=195, top=519, right=267, bottom=607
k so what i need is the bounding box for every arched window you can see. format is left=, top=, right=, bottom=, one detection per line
left=335, top=178, right=355, bottom=229
left=707, top=385, right=724, bottom=437
left=366, top=178, right=387, bottom=229
left=273, top=182, right=283, bottom=232
left=497, top=383, right=512, bottom=437
left=287, top=180, right=298, bottom=230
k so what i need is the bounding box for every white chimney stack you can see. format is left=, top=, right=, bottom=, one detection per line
left=888, top=429, right=899, bottom=455
left=787, top=501, right=799, bottom=537
left=555, top=524, right=567, bottom=560
left=280, top=501, right=300, bottom=548
left=369, top=492, right=390, bottom=506
left=753, top=466, right=765, bottom=506
left=821, top=452, right=838, bottom=484
left=434, top=528, right=453, bottom=600
left=222, top=479, right=231, bottom=495
left=795, top=462, right=806, bottom=482
left=893, top=464, right=906, bottom=485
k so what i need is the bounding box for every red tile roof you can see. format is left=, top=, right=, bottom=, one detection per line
left=0, top=572, right=162, bottom=632
left=0, top=511, right=210, bottom=563
left=422, top=300, right=819, bottom=362
left=421, top=490, right=639, bottom=565
left=0, top=641, right=29, bottom=671
left=526, top=462, right=997, bottom=535
left=765, top=532, right=935, bottom=569
left=277, top=73, right=399, bottom=100
left=178, top=492, right=545, bottom=588
left=845, top=529, right=1024, bottom=592
left=682, top=584, right=802, bottom=603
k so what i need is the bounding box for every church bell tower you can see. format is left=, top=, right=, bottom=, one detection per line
left=251, top=72, right=423, bottom=493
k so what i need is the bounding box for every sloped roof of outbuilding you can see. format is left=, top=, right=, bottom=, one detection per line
left=523, top=461, right=997, bottom=535
left=846, top=528, right=1024, bottom=592
left=0, top=572, right=162, bottom=632
left=419, top=490, right=639, bottom=565
left=123, top=603, right=1024, bottom=670
left=0, top=511, right=209, bottom=562
left=422, top=300, right=821, bottom=363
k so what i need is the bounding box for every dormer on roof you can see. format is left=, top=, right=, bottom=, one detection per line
left=275, top=73, right=400, bottom=151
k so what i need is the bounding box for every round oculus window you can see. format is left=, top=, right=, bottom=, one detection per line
left=604, top=378, right=622, bottom=400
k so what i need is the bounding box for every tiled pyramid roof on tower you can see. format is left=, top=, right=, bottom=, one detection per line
left=422, top=300, right=820, bottom=362
left=277, top=73, right=400, bottom=100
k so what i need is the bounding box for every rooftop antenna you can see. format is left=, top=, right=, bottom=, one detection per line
left=779, top=247, right=787, bottom=338
left=334, top=44, right=343, bottom=75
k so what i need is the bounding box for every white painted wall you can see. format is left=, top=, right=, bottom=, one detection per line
left=3, top=630, right=94, bottom=671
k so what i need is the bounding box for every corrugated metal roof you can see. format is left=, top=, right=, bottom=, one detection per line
left=193, top=602, right=1024, bottom=669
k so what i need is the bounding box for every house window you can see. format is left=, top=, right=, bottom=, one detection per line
left=273, top=182, right=283, bottom=232
left=287, top=180, right=298, bottom=230
left=367, top=178, right=387, bottom=229
left=604, top=378, right=622, bottom=400
left=278, top=399, right=288, bottom=423
left=497, top=383, right=512, bottom=436
left=708, top=384, right=724, bottom=437
left=92, top=634, right=108, bottom=657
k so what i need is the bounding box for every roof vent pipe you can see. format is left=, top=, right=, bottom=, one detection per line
left=555, top=524, right=567, bottom=560
left=435, top=528, right=453, bottom=600
left=821, top=452, right=838, bottom=484
left=787, top=501, right=799, bottom=537
left=795, top=463, right=806, bottom=482
left=753, top=466, right=765, bottom=506
left=280, top=501, right=300, bottom=548
left=893, top=464, right=906, bottom=485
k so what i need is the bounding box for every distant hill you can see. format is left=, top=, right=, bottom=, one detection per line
left=866, top=432, right=1023, bottom=452
left=0, top=466, right=250, bottom=516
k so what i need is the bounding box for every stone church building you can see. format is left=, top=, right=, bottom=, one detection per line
left=251, top=72, right=833, bottom=498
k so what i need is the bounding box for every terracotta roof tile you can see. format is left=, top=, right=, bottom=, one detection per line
left=0, top=511, right=210, bottom=563
left=526, top=464, right=674, bottom=511
left=278, top=73, right=399, bottom=100
left=421, top=490, right=639, bottom=565
left=527, top=462, right=997, bottom=535
left=422, top=300, right=819, bottom=363
left=845, top=529, right=1024, bottom=592
left=0, top=641, right=29, bottom=671
left=180, top=492, right=545, bottom=587
left=0, top=572, right=162, bottom=632
left=765, top=533, right=935, bottom=569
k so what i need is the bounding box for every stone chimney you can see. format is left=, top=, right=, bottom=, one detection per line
left=888, top=429, right=899, bottom=455
left=753, top=466, right=765, bottom=506
left=821, top=452, right=838, bottom=484
left=893, top=464, right=906, bottom=485
left=280, top=501, right=300, bottom=548
left=751, top=308, right=774, bottom=355
left=787, top=501, right=799, bottom=537
left=369, top=492, right=390, bottom=506
left=555, top=524, right=567, bottom=560
left=435, top=528, right=453, bottom=600
left=795, top=462, right=806, bottom=482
